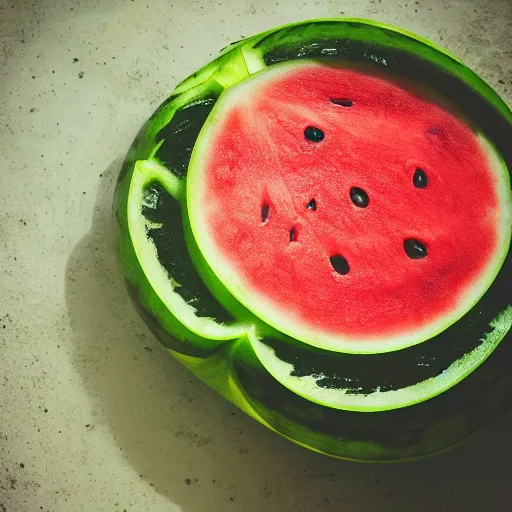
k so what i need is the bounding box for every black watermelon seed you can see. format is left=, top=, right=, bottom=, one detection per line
left=413, top=168, right=428, bottom=188
left=306, top=198, right=317, bottom=211
left=350, top=187, right=369, bottom=208
left=289, top=227, right=297, bottom=242
left=304, top=126, right=324, bottom=142
left=330, top=98, right=354, bottom=107
left=404, top=239, right=428, bottom=259
left=330, top=255, right=350, bottom=275
left=261, top=204, right=270, bottom=223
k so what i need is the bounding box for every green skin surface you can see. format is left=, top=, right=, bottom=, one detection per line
left=113, top=18, right=512, bottom=462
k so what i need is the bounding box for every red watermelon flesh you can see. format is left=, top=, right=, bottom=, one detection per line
left=191, top=61, right=504, bottom=351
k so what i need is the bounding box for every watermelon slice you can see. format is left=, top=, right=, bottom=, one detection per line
left=113, top=19, right=512, bottom=461
left=187, top=60, right=510, bottom=354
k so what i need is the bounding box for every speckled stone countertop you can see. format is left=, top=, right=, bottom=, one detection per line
left=1, top=0, right=511, bottom=511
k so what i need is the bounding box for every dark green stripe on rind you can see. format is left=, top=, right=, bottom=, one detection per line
left=116, top=82, right=224, bottom=186
left=248, top=20, right=512, bottom=171
left=124, top=278, right=218, bottom=358
left=113, top=51, right=253, bottom=352
left=182, top=199, right=259, bottom=325
left=141, top=181, right=235, bottom=322
left=113, top=193, right=226, bottom=355
left=261, top=252, right=511, bottom=394
left=219, top=39, right=245, bottom=54
left=251, top=20, right=511, bottom=121
left=154, top=96, right=218, bottom=179
left=228, top=331, right=512, bottom=461
left=113, top=159, right=244, bottom=354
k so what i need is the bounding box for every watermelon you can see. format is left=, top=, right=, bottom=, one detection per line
left=113, top=19, right=512, bottom=462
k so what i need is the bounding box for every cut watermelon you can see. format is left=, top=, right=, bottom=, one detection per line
left=113, top=19, right=512, bottom=461
left=188, top=60, right=510, bottom=354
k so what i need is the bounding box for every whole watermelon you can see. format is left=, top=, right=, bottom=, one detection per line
left=113, top=19, right=512, bottom=462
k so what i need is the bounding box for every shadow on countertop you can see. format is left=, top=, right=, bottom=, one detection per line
left=65, top=158, right=512, bottom=512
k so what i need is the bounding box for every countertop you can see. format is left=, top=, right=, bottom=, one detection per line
left=1, top=0, right=511, bottom=511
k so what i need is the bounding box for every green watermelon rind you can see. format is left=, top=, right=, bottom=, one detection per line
left=248, top=308, right=512, bottom=412
left=171, top=324, right=512, bottom=462
left=124, top=158, right=250, bottom=341
left=114, top=168, right=235, bottom=355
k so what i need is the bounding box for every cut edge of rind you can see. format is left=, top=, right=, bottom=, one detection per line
left=248, top=307, right=512, bottom=412
left=126, top=158, right=250, bottom=341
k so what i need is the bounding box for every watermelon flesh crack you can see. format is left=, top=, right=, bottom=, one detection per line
left=188, top=60, right=511, bottom=353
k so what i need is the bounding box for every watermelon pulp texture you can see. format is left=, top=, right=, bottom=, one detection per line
left=113, top=19, right=512, bottom=462
left=189, top=61, right=506, bottom=353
